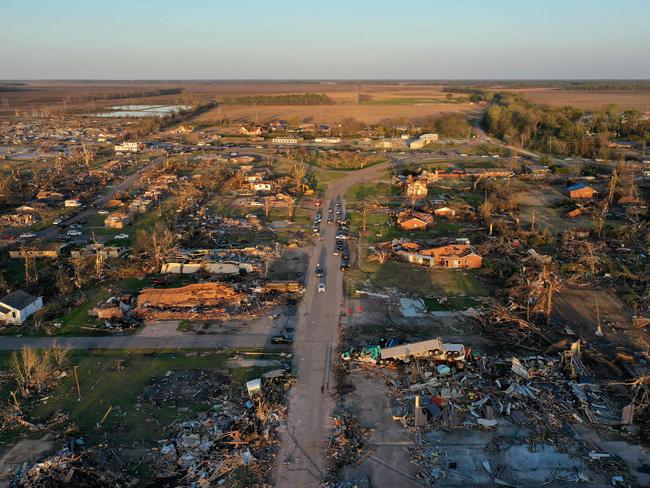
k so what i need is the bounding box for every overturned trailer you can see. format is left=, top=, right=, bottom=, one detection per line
left=380, top=338, right=466, bottom=363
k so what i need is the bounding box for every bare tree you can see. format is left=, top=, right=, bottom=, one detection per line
left=370, top=248, right=391, bottom=264
left=55, top=269, right=73, bottom=296
left=288, top=160, right=308, bottom=194
left=70, top=254, right=93, bottom=289
left=151, top=222, right=177, bottom=272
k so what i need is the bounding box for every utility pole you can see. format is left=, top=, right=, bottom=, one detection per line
left=595, top=299, right=603, bottom=337
left=531, top=208, right=536, bottom=231
left=73, top=365, right=82, bottom=401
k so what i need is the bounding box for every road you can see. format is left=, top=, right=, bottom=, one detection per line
left=35, top=156, right=163, bottom=241
left=275, top=162, right=391, bottom=487
left=0, top=333, right=288, bottom=351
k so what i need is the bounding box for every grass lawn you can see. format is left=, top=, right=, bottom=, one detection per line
left=0, top=349, right=275, bottom=475
left=313, top=169, right=347, bottom=192
left=29, top=351, right=232, bottom=446
left=346, top=260, right=488, bottom=302
left=56, top=278, right=149, bottom=335
left=57, top=287, right=112, bottom=334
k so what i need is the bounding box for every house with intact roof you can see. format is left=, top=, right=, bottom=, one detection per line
left=0, top=290, right=43, bottom=325
left=567, top=183, right=597, bottom=199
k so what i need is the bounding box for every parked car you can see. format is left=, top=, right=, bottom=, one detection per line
left=115, top=233, right=130, bottom=240
left=271, top=327, right=295, bottom=344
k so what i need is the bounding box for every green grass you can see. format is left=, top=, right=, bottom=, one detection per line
left=346, top=260, right=488, bottom=300
left=57, top=287, right=112, bottom=334
left=29, top=350, right=264, bottom=449
left=313, top=169, right=347, bottom=192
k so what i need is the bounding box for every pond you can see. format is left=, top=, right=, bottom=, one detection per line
left=95, top=104, right=191, bottom=117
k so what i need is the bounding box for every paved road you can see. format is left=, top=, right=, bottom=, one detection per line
left=0, top=333, right=287, bottom=351
left=275, top=162, right=391, bottom=487
left=35, top=156, right=163, bottom=241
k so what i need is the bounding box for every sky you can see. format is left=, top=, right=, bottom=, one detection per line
left=1, top=0, right=649, bottom=79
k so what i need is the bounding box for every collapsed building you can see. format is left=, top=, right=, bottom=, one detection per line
left=136, top=283, right=243, bottom=314
left=161, top=249, right=260, bottom=275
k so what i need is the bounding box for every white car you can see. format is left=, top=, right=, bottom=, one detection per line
left=97, top=210, right=109, bottom=214
left=66, top=230, right=82, bottom=236
left=115, top=233, right=130, bottom=240
left=318, top=282, right=326, bottom=293
left=19, top=232, right=37, bottom=239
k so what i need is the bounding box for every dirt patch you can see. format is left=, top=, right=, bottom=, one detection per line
left=268, top=249, right=308, bottom=281
left=516, top=185, right=592, bottom=233
left=553, top=288, right=633, bottom=334
left=339, top=369, right=419, bottom=487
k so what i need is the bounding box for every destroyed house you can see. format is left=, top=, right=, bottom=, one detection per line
left=9, top=242, right=70, bottom=259
left=420, top=244, right=482, bottom=268
left=70, top=244, right=127, bottom=259
left=397, top=210, right=435, bottom=231
left=0, top=290, right=43, bottom=325
left=104, top=211, right=132, bottom=229
left=433, top=207, right=456, bottom=217
left=465, top=168, right=513, bottom=178
left=0, top=211, right=39, bottom=227
left=136, top=283, right=244, bottom=309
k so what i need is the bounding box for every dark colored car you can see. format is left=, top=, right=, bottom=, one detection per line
left=271, top=335, right=293, bottom=344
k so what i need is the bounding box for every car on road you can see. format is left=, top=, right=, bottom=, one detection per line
left=2, top=234, right=16, bottom=240
left=318, top=282, right=326, bottom=293
left=53, top=217, right=64, bottom=225
left=271, top=335, right=293, bottom=344
left=66, top=230, right=82, bottom=236
left=271, top=327, right=295, bottom=344
left=333, top=248, right=340, bottom=256
left=316, top=265, right=324, bottom=277
left=327, top=217, right=334, bottom=225
left=115, top=233, right=130, bottom=240
left=19, top=233, right=37, bottom=239
left=97, top=210, right=109, bottom=214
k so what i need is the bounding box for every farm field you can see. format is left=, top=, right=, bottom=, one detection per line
left=502, top=87, right=650, bottom=111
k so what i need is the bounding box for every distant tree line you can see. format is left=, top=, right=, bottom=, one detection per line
left=221, top=94, right=334, bottom=105
left=442, top=86, right=494, bottom=103
left=443, top=80, right=650, bottom=90
left=483, top=92, right=650, bottom=158
left=82, top=87, right=184, bottom=102
left=0, top=84, right=30, bottom=93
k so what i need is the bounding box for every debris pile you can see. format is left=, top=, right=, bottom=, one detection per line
left=155, top=370, right=293, bottom=487
left=10, top=444, right=125, bottom=487
left=327, top=410, right=371, bottom=478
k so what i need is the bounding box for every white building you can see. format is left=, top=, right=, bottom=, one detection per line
left=114, top=141, right=140, bottom=153
left=314, top=137, right=341, bottom=144
left=0, top=290, right=43, bottom=325
left=272, top=136, right=302, bottom=145
left=409, top=133, right=438, bottom=150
